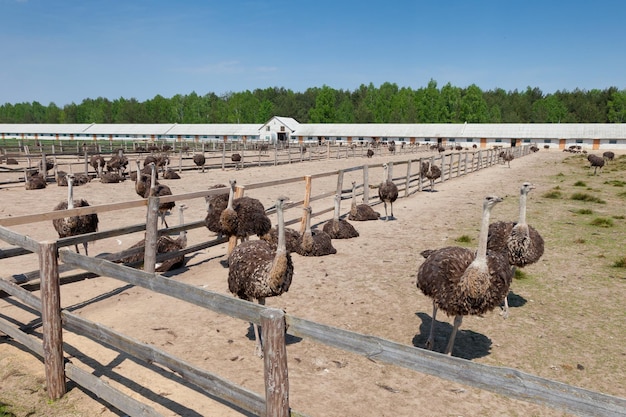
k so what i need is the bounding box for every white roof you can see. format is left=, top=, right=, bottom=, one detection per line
left=1, top=122, right=625, bottom=140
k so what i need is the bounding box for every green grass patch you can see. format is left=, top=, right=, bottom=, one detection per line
left=617, top=191, right=626, bottom=198
left=604, top=180, right=626, bottom=187
left=454, top=235, right=473, bottom=243
left=543, top=190, right=562, bottom=199
left=514, top=268, right=529, bottom=280
left=571, top=193, right=606, bottom=204
left=590, top=217, right=614, bottom=227
left=612, top=257, right=626, bottom=268
left=576, top=208, right=593, bottom=215
left=613, top=215, right=625, bottom=220
left=573, top=180, right=587, bottom=187
left=0, top=403, right=16, bottom=417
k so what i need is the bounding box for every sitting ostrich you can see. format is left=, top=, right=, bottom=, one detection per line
left=227, top=196, right=293, bottom=357
left=297, top=206, right=336, bottom=256
left=488, top=182, right=544, bottom=317
left=322, top=194, right=359, bottom=239
left=98, top=165, right=124, bottom=183
left=420, top=161, right=441, bottom=192
left=378, top=163, right=398, bottom=221
left=52, top=174, right=99, bottom=256
left=24, top=168, right=47, bottom=190
left=120, top=204, right=188, bottom=272
left=417, top=195, right=513, bottom=355
left=348, top=181, right=380, bottom=221
left=193, top=153, right=206, bottom=172
left=163, top=160, right=181, bottom=179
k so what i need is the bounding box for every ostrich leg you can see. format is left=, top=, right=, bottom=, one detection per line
left=444, top=315, right=463, bottom=355
left=253, top=297, right=266, bottom=357
left=425, top=301, right=438, bottom=350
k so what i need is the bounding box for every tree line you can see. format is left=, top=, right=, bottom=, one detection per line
left=1, top=80, right=625, bottom=125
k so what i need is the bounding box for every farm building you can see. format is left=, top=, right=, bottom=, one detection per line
left=1, top=117, right=626, bottom=149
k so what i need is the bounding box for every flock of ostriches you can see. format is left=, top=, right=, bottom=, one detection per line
left=28, top=146, right=603, bottom=358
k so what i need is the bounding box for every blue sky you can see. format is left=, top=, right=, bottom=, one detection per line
left=2, top=0, right=625, bottom=106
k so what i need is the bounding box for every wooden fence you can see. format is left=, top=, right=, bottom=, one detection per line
left=2, top=145, right=624, bottom=417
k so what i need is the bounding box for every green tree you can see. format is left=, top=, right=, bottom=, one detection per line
left=607, top=89, right=626, bottom=123
left=460, top=84, right=488, bottom=123
left=308, top=85, right=336, bottom=123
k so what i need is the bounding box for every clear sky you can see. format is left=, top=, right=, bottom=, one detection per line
left=2, top=0, right=625, bottom=106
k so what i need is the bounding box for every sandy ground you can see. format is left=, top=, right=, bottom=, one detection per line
left=1, top=148, right=625, bottom=417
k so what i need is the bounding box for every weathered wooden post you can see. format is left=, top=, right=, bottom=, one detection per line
left=335, top=170, right=344, bottom=209
left=300, top=176, right=312, bottom=234
left=362, top=165, right=370, bottom=204
left=39, top=241, right=66, bottom=400
left=261, top=308, right=290, bottom=417
left=144, top=196, right=160, bottom=274
left=418, top=158, right=424, bottom=192
left=404, top=159, right=412, bottom=197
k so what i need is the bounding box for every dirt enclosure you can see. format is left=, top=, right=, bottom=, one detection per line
left=1, top=148, right=625, bottom=416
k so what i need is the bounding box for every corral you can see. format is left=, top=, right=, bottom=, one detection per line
left=1, top=144, right=625, bottom=416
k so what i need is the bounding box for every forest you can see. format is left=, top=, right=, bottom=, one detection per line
left=1, top=80, right=625, bottom=125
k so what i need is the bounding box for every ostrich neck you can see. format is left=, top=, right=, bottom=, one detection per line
left=475, top=203, right=494, bottom=262
left=67, top=179, right=74, bottom=209
left=305, top=209, right=312, bottom=234
left=518, top=191, right=527, bottom=224
left=351, top=185, right=357, bottom=208
left=226, top=184, right=235, bottom=210
left=333, top=196, right=340, bottom=221
left=150, top=165, right=156, bottom=189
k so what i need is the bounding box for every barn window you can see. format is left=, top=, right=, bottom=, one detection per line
left=495, top=139, right=502, bottom=143
left=576, top=139, right=583, bottom=144
left=467, top=138, right=474, bottom=142
left=543, top=139, right=551, bottom=143
left=609, top=139, right=617, bottom=144
left=266, top=126, right=270, bottom=131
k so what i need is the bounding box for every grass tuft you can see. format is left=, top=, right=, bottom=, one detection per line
left=590, top=217, right=614, bottom=227
left=571, top=193, right=606, bottom=204
left=573, top=180, right=587, bottom=187
left=543, top=190, right=562, bottom=199
left=576, top=208, right=593, bottom=215
left=612, top=257, right=626, bottom=268
left=454, top=235, right=472, bottom=244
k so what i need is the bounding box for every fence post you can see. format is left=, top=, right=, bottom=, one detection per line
left=300, top=176, right=312, bottom=234
left=144, top=196, right=160, bottom=274
left=362, top=165, right=370, bottom=204
left=39, top=240, right=66, bottom=400
left=404, top=160, right=412, bottom=197
left=261, top=309, right=290, bottom=417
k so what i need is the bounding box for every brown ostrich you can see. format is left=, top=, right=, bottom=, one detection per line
left=322, top=194, right=359, bottom=239
left=134, top=160, right=155, bottom=198
left=219, top=179, right=272, bottom=249
left=90, top=155, right=106, bottom=176
left=348, top=181, right=380, bottom=221
left=366, top=149, right=374, bottom=158
left=52, top=174, right=99, bottom=256
left=587, top=154, right=605, bottom=175
left=261, top=225, right=302, bottom=253
left=106, top=149, right=128, bottom=175
left=148, top=162, right=175, bottom=228
left=488, top=182, right=544, bottom=317
left=98, top=165, right=124, bottom=183
left=204, top=184, right=230, bottom=237
left=193, top=153, right=206, bottom=172
left=378, top=163, right=399, bottom=221
left=416, top=195, right=512, bottom=355
left=227, top=196, right=293, bottom=357
left=24, top=168, right=47, bottom=190
left=500, top=150, right=514, bottom=167
left=602, top=151, right=615, bottom=164
left=231, top=153, right=242, bottom=170
left=163, top=160, right=181, bottom=179
left=297, top=206, right=336, bottom=256
left=420, top=161, right=442, bottom=192
left=120, top=204, right=188, bottom=272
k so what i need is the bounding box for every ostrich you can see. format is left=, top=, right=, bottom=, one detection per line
left=52, top=174, right=99, bottom=256
left=90, top=155, right=106, bottom=176
left=120, top=204, right=188, bottom=272
left=500, top=151, right=514, bottom=167
left=231, top=153, right=242, bottom=170
left=220, top=179, right=272, bottom=248
left=134, top=159, right=155, bottom=198
left=261, top=225, right=302, bottom=253
left=163, top=160, right=181, bottom=179
left=227, top=196, right=293, bottom=357
left=98, top=165, right=124, bottom=183
left=587, top=154, right=605, bottom=175
left=204, top=184, right=230, bottom=237
left=421, top=161, right=442, bottom=192
left=487, top=182, right=544, bottom=317
left=416, top=195, right=512, bottom=355
left=24, top=168, right=47, bottom=190
left=602, top=151, right=615, bottom=164
left=322, top=194, right=359, bottom=239
left=378, top=163, right=399, bottom=221
left=106, top=149, right=128, bottom=175
left=366, top=149, right=374, bottom=158
left=149, top=162, right=175, bottom=228
left=193, top=153, right=206, bottom=172
left=297, top=206, right=336, bottom=256
left=348, top=181, right=380, bottom=221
